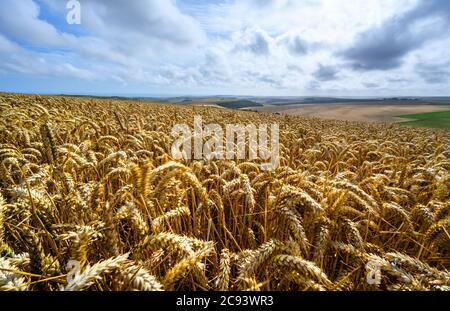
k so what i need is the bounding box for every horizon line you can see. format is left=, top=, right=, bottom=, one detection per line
left=2, top=91, right=450, bottom=99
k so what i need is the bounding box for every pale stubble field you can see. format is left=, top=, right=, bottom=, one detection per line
left=254, top=103, right=450, bottom=123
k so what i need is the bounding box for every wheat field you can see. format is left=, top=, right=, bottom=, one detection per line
left=0, top=93, right=449, bottom=291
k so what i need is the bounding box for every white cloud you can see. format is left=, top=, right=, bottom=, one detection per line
left=0, top=0, right=449, bottom=95
left=0, top=0, right=64, bottom=46
left=0, top=34, right=96, bottom=80
left=89, top=0, right=204, bottom=45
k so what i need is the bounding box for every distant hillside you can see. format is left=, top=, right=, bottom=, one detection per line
left=216, top=100, right=263, bottom=109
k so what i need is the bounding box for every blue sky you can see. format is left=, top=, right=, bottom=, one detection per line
left=0, top=0, right=449, bottom=96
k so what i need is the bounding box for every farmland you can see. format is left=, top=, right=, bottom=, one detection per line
left=398, top=111, right=450, bottom=129
left=0, top=93, right=449, bottom=291
left=253, top=102, right=450, bottom=124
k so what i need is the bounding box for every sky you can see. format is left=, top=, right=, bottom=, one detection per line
left=0, top=0, right=449, bottom=96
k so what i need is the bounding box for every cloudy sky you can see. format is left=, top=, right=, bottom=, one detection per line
left=0, top=0, right=449, bottom=96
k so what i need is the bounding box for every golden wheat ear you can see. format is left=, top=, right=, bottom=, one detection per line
left=1, top=93, right=449, bottom=291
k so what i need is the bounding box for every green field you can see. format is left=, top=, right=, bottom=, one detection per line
left=398, top=110, right=450, bottom=129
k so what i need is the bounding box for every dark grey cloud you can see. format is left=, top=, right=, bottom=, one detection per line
left=197, top=53, right=231, bottom=83
left=233, top=28, right=271, bottom=55
left=307, top=80, right=320, bottom=90
left=416, top=62, right=450, bottom=84
left=285, top=36, right=308, bottom=55
left=313, top=64, right=338, bottom=81
left=248, top=32, right=270, bottom=55
left=241, top=70, right=284, bottom=87
left=258, top=75, right=279, bottom=85
left=340, top=0, right=450, bottom=71
left=341, top=24, right=421, bottom=70
left=278, top=33, right=326, bottom=56
left=388, top=77, right=410, bottom=83
left=363, top=82, right=379, bottom=88
left=286, top=64, right=303, bottom=73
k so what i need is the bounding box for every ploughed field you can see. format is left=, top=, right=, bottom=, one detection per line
left=0, top=93, right=449, bottom=291
left=254, top=102, right=450, bottom=125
